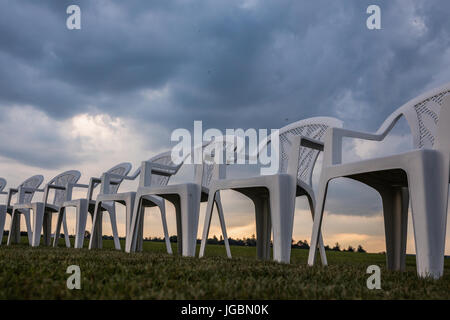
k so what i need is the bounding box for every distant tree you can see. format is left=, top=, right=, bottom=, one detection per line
left=357, top=245, right=366, bottom=253
left=346, top=245, right=355, bottom=252
left=84, top=230, right=90, bottom=239
left=208, top=235, right=219, bottom=245
left=245, top=235, right=256, bottom=247
left=294, top=240, right=309, bottom=249
left=332, top=242, right=341, bottom=251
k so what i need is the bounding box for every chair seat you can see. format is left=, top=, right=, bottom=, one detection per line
left=44, top=203, right=59, bottom=212
left=207, top=173, right=312, bottom=198
left=325, top=148, right=442, bottom=187
left=62, top=199, right=114, bottom=212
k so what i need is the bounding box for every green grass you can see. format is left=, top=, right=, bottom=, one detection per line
left=0, top=237, right=449, bottom=299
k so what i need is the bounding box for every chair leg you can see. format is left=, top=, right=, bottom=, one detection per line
left=0, top=206, right=6, bottom=245
left=306, top=194, right=328, bottom=266
left=42, top=210, right=52, bottom=246
left=157, top=200, right=172, bottom=254
left=308, top=176, right=330, bottom=266
left=199, top=190, right=217, bottom=258
left=179, top=188, right=201, bottom=257
left=126, top=195, right=144, bottom=253
left=108, top=206, right=121, bottom=250
left=31, top=203, right=45, bottom=247
left=252, top=195, right=272, bottom=261
left=24, top=210, right=33, bottom=245
left=53, top=207, right=64, bottom=247
left=408, top=156, right=449, bottom=279
left=89, top=202, right=103, bottom=249
left=269, top=183, right=296, bottom=264
left=173, top=198, right=183, bottom=255
left=74, top=201, right=88, bottom=249
left=215, top=192, right=231, bottom=259
left=7, top=210, right=20, bottom=245
left=136, top=205, right=144, bottom=252
left=124, top=194, right=136, bottom=251
left=378, top=186, right=409, bottom=271
left=61, top=214, right=70, bottom=248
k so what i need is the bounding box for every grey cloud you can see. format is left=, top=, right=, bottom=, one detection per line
left=1, top=0, right=449, bottom=131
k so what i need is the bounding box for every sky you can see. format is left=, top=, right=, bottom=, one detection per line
left=0, top=0, right=449, bottom=254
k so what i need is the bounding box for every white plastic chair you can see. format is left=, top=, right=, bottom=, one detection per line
left=126, top=141, right=230, bottom=256
left=199, top=117, right=343, bottom=263
left=11, top=171, right=82, bottom=247
left=6, top=175, right=44, bottom=245
left=89, top=152, right=172, bottom=253
left=308, top=83, right=450, bottom=279
left=53, top=163, right=132, bottom=249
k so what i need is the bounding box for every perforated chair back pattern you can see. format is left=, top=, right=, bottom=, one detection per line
left=147, top=151, right=180, bottom=187
left=199, top=137, right=239, bottom=189
left=105, top=162, right=132, bottom=194
left=258, top=117, right=343, bottom=188
left=377, top=84, right=450, bottom=149
left=19, top=175, right=44, bottom=204
left=48, top=170, right=81, bottom=207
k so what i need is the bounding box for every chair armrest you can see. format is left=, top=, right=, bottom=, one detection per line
left=98, top=171, right=137, bottom=194
left=86, top=177, right=102, bottom=201
left=19, top=186, right=44, bottom=193
left=323, top=127, right=388, bottom=166
left=148, top=163, right=178, bottom=176
left=300, top=137, right=324, bottom=151
left=103, top=172, right=137, bottom=181
left=44, top=183, right=90, bottom=203
left=6, top=188, right=18, bottom=207
left=0, top=191, right=7, bottom=195
left=287, top=135, right=325, bottom=178
left=331, top=127, right=384, bottom=141
left=15, top=186, right=44, bottom=205
left=139, top=161, right=179, bottom=187
left=72, top=183, right=89, bottom=188
left=46, top=185, right=66, bottom=191
left=42, top=184, right=66, bottom=204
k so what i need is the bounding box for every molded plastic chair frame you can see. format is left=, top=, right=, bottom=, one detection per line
left=199, top=117, right=343, bottom=263
left=89, top=153, right=172, bottom=253
left=53, top=163, right=132, bottom=249
left=308, top=83, right=450, bottom=279
left=6, top=175, right=44, bottom=245
left=126, top=140, right=231, bottom=257
left=11, top=171, right=82, bottom=247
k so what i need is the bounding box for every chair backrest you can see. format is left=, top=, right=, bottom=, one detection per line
left=198, top=136, right=239, bottom=188
left=377, top=83, right=450, bottom=149
left=260, top=117, right=343, bottom=187
left=47, top=170, right=81, bottom=207
left=0, top=178, right=6, bottom=193
left=147, top=151, right=182, bottom=187
left=19, top=175, right=44, bottom=204
left=105, top=162, right=132, bottom=194
left=435, top=95, right=450, bottom=156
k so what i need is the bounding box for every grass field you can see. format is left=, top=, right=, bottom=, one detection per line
left=0, top=237, right=449, bottom=299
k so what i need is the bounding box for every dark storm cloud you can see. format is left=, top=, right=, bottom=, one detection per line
left=1, top=0, right=449, bottom=130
